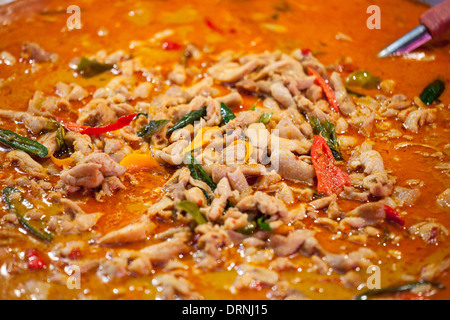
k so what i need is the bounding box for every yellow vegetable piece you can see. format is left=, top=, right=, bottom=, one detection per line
left=261, top=23, right=287, bottom=33
left=51, top=155, right=74, bottom=169
left=230, top=140, right=254, bottom=163
left=182, top=126, right=220, bottom=153
left=119, top=153, right=164, bottom=172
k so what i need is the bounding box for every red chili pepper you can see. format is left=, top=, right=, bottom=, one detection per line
left=205, top=18, right=223, bottom=33
left=384, top=205, right=405, bottom=226
left=311, top=135, right=351, bottom=195
left=301, top=48, right=312, bottom=55
left=61, top=112, right=142, bottom=135
left=161, top=41, right=182, bottom=50
left=68, top=247, right=82, bottom=260
left=306, top=66, right=339, bottom=113
left=26, top=248, right=47, bottom=270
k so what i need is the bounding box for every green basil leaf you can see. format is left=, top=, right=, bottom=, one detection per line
left=220, top=102, right=236, bottom=124
left=419, top=79, right=445, bottom=105
left=168, top=106, right=207, bottom=133
left=236, top=221, right=257, bottom=235
left=257, top=216, right=272, bottom=231
left=76, top=57, right=114, bottom=78
left=137, top=119, right=170, bottom=139
left=186, top=153, right=217, bottom=191
left=260, top=112, right=273, bottom=124
left=309, top=116, right=343, bottom=161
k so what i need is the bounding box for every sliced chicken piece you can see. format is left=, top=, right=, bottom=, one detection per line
left=98, top=215, right=155, bottom=245
left=207, top=178, right=233, bottom=221
left=269, top=229, right=316, bottom=257
left=270, top=149, right=315, bottom=185
left=5, top=150, right=46, bottom=179
left=207, top=60, right=258, bottom=82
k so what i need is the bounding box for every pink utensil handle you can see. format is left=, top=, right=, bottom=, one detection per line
left=420, top=0, right=450, bottom=37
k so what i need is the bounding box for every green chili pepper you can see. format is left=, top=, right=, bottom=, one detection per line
left=137, top=119, right=170, bottom=139
left=419, top=79, right=445, bottom=105
left=354, top=281, right=445, bottom=300
left=2, top=187, right=54, bottom=242
left=309, top=116, right=343, bottom=161
left=260, top=112, right=273, bottom=124
left=176, top=200, right=207, bottom=225
left=0, top=128, right=48, bottom=157
left=345, top=70, right=381, bottom=90
left=220, top=102, right=236, bottom=124
left=76, top=57, right=114, bottom=78
left=167, top=106, right=207, bottom=133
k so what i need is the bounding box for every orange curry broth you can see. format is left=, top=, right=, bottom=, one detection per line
left=0, top=0, right=449, bottom=299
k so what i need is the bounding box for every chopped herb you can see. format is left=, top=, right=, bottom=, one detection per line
left=309, top=116, right=343, bottom=161
left=54, top=121, right=65, bottom=151
left=220, top=102, right=236, bottom=124
left=237, top=216, right=272, bottom=235
left=176, top=200, right=207, bottom=225
left=380, top=227, right=390, bottom=244
left=419, top=79, right=445, bottom=105
left=257, top=216, right=272, bottom=231
left=50, top=120, right=70, bottom=157
left=345, top=70, right=381, bottom=90
left=260, top=112, right=273, bottom=124
left=186, top=153, right=217, bottom=191
left=250, top=98, right=260, bottom=111
left=76, top=57, right=114, bottom=78
left=185, top=159, right=210, bottom=203
left=137, top=119, right=170, bottom=140
left=167, top=106, right=207, bottom=133
left=237, top=221, right=257, bottom=235
left=2, top=187, right=54, bottom=242
left=0, top=128, right=48, bottom=157
left=180, top=47, right=193, bottom=67
left=187, top=160, right=199, bottom=180
left=354, top=281, right=445, bottom=300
